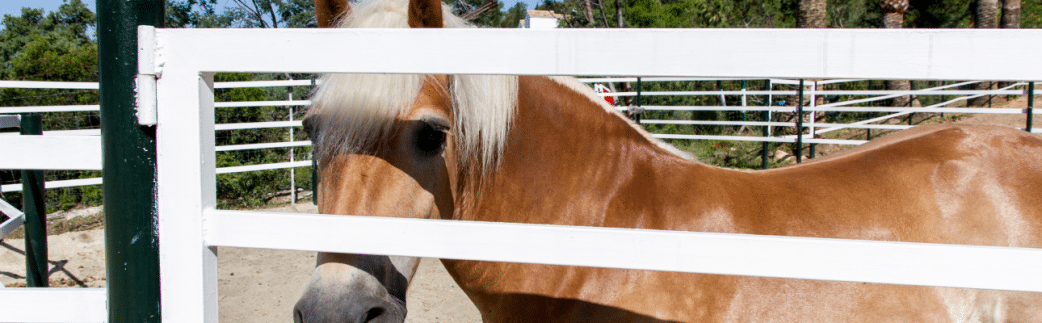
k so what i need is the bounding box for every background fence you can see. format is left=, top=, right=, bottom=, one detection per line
left=3, top=75, right=1036, bottom=213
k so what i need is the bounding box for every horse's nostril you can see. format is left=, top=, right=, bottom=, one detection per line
left=364, top=307, right=385, bottom=322
left=294, top=307, right=305, bottom=323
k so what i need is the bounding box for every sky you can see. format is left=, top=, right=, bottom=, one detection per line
left=1, top=0, right=542, bottom=22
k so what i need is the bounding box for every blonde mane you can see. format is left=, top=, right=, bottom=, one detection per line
left=308, top=0, right=690, bottom=172
left=308, top=0, right=517, bottom=173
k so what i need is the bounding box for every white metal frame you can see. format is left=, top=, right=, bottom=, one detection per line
left=148, top=26, right=1042, bottom=322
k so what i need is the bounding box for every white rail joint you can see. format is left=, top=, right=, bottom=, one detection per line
left=136, top=25, right=159, bottom=126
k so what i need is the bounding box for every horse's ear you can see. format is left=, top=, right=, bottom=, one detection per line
left=316, top=0, right=350, bottom=28
left=408, top=0, right=444, bottom=28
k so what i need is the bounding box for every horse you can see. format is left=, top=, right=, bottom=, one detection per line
left=293, top=0, right=1042, bottom=321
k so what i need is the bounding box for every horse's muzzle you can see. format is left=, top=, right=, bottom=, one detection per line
left=294, top=291, right=406, bottom=323
left=294, top=269, right=408, bottom=323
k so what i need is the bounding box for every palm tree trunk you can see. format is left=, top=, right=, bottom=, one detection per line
left=797, top=0, right=827, bottom=28
left=881, top=0, right=913, bottom=108
left=583, top=0, right=595, bottom=24
left=996, top=0, right=1020, bottom=95
left=971, top=0, right=1000, bottom=107
left=1001, top=0, right=1021, bottom=28
left=613, top=0, right=625, bottom=27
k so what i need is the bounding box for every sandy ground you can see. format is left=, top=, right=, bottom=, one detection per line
left=0, top=204, right=481, bottom=322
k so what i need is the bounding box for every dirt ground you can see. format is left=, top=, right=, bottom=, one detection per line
left=0, top=204, right=481, bottom=322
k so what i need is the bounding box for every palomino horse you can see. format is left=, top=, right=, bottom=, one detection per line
left=294, top=0, right=1042, bottom=321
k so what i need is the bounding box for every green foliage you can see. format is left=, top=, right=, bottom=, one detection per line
left=168, top=0, right=315, bottom=28
left=907, top=0, right=973, bottom=28
left=0, top=1, right=102, bottom=211
left=167, top=0, right=238, bottom=28
left=229, top=0, right=317, bottom=28
left=826, top=0, right=880, bottom=28
left=1024, top=0, right=1042, bottom=28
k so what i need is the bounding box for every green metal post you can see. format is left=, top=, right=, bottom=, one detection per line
left=98, top=1, right=164, bottom=322
left=1028, top=82, right=1035, bottom=133
left=867, top=80, right=873, bottom=140
left=20, top=114, right=48, bottom=287
left=761, top=80, right=770, bottom=170
left=909, top=80, right=915, bottom=125
left=634, top=77, right=642, bottom=123
left=796, top=80, right=804, bottom=164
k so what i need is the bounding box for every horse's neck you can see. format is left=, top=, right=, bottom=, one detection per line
left=461, top=76, right=734, bottom=230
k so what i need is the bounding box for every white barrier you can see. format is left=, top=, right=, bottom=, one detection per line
left=147, top=27, right=1042, bottom=322
left=0, top=134, right=107, bottom=322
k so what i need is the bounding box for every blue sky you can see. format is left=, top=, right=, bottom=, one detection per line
left=1, top=0, right=540, bottom=22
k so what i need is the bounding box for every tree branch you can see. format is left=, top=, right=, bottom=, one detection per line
left=460, top=0, right=498, bottom=21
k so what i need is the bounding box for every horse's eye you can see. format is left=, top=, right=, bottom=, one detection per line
left=414, top=122, right=446, bottom=157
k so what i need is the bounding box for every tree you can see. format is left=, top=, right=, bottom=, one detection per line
left=798, top=0, right=826, bottom=28
left=969, top=0, right=999, bottom=107
left=231, top=0, right=316, bottom=28
left=879, top=0, right=914, bottom=108
left=167, top=0, right=237, bottom=28
left=1001, top=0, right=1020, bottom=28
left=0, top=0, right=102, bottom=211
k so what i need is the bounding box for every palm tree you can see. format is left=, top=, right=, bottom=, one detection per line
left=798, top=0, right=826, bottom=28
left=971, top=0, right=1000, bottom=107
left=881, top=0, right=913, bottom=108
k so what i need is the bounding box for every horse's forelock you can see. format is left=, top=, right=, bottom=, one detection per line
left=308, top=0, right=519, bottom=174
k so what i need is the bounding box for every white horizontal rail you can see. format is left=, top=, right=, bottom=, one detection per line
left=0, top=288, right=107, bottom=322
left=804, top=107, right=1027, bottom=114
left=813, top=80, right=979, bottom=109
left=653, top=134, right=796, bottom=143
left=0, top=129, right=102, bottom=136
left=602, top=89, right=1021, bottom=98
left=579, top=77, right=768, bottom=83
left=0, top=115, right=18, bottom=129
left=0, top=199, right=23, bottom=218
left=1, top=177, right=103, bottom=193
left=0, top=136, right=102, bottom=170
left=154, top=28, right=1042, bottom=80
left=605, top=90, right=796, bottom=96
left=0, top=199, right=26, bottom=239
left=216, top=160, right=311, bottom=174
left=0, top=80, right=99, bottom=90
left=640, top=105, right=797, bottom=112
left=0, top=213, right=25, bottom=240
left=213, top=80, right=313, bottom=88
left=214, top=120, right=301, bottom=131
left=0, top=105, right=100, bottom=113
left=0, top=80, right=313, bottom=90
left=206, top=210, right=1042, bottom=292
left=214, top=100, right=310, bottom=108
left=216, top=140, right=311, bottom=152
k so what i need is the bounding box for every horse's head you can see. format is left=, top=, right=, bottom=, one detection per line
left=294, top=0, right=515, bottom=321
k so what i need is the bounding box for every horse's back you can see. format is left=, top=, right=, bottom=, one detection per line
left=716, top=125, right=1042, bottom=320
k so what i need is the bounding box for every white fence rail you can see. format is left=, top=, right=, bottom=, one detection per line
left=0, top=131, right=108, bottom=321
left=0, top=79, right=315, bottom=194
left=148, top=27, right=1042, bottom=322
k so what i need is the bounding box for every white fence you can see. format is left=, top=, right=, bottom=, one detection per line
left=0, top=79, right=315, bottom=200
left=0, top=114, right=106, bottom=322
left=3, top=78, right=1033, bottom=194
left=144, top=27, right=1042, bottom=322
